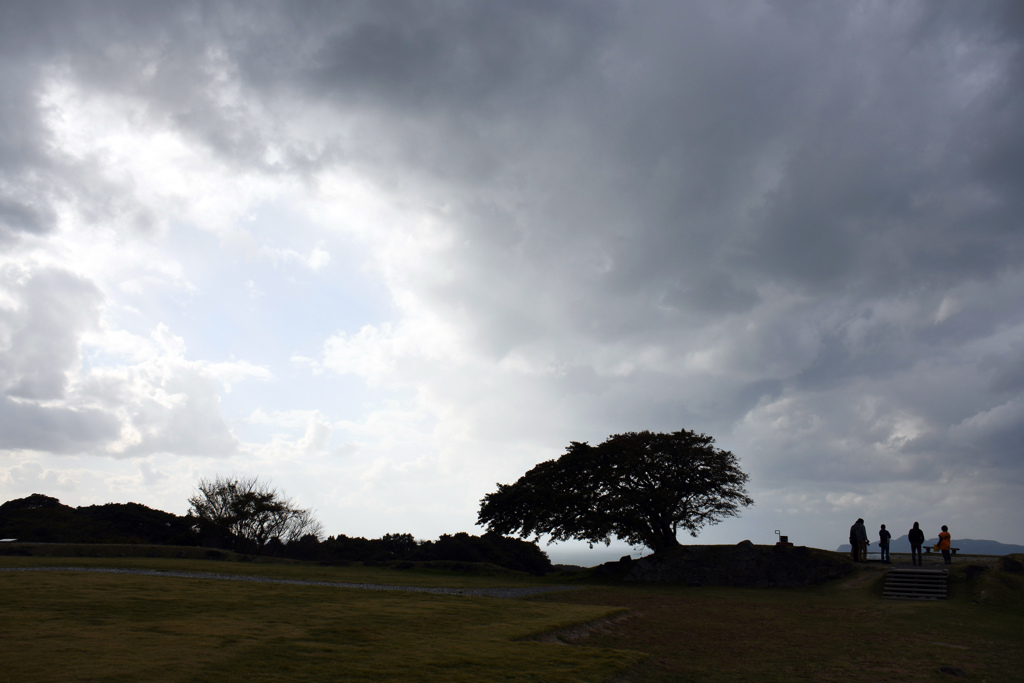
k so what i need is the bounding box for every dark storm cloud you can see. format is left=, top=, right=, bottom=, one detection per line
left=0, top=1, right=604, bottom=183
left=242, top=1, right=609, bottom=107
left=0, top=58, right=58, bottom=243
left=10, top=1, right=1020, bottom=283
left=212, top=2, right=1024, bottom=496
left=570, top=3, right=1024, bottom=304
left=207, top=0, right=1024, bottom=367
left=987, top=342, right=1024, bottom=395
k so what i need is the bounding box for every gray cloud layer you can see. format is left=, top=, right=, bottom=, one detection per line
left=1, top=1, right=1022, bottom=543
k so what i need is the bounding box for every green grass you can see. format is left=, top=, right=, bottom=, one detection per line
left=0, top=561, right=642, bottom=681
left=2, top=553, right=1022, bottom=681
left=528, top=559, right=1024, bottom=681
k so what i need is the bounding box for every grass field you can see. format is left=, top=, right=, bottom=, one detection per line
left=2, top=551, right=1022, bottom=681
left=527, top=559, right=1024, bottom=681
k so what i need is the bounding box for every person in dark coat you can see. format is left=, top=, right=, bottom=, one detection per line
left=849, top=518, right=868, bottom=562
left=878, top=524, right=891, bottom=563
left=908, top=521, right=925, bottom=566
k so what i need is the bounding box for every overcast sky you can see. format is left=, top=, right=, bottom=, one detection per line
left=1, top=1, right=1022, bottom=564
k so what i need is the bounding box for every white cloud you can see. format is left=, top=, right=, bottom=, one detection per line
left=202, top=359, right=272, bottom=393
left=322, top=324, right=400, bottom=382
left=0, top=263, right=102, bottom=400
left=308, top=246, right=331, bottom=272
left=39, top=71, right=290, bottom=239
left=1, top=461, right=78, bottom=494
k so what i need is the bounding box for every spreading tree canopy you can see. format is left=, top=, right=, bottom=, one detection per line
left=477, top=429, right=753, bottom=553
left=188, top=475, right=323, bottom=554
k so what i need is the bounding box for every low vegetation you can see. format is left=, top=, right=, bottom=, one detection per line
left=0, top=494, right=553, bottom=573
left=2, top=551, right=1021, bottom=681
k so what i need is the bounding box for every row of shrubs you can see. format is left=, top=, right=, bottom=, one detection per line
left=281, top=531, right=551, bottom=574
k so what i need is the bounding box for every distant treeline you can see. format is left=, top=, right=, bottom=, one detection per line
left=0, top=494, right=196, bottom=546
left=0, top=494, right=552, bottom=574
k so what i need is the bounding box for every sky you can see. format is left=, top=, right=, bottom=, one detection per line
left=1, top=1, right=1022, bottom=566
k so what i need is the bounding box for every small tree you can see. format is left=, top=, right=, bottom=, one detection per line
left=188, top=475, right=323, bottom=554
left=379, top=533, right=418, bottom=556
left=478, top=429, right=753, bottom=554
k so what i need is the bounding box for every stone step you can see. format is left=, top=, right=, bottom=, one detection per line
left=882, top=568, right=948, bottom=600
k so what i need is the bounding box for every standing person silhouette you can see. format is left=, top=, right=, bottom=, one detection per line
left=908, top=521, right=925, bottom=566
left=938, top=525, right=952, bottom=565
left=878, top=524, right=891, bottom=564
left=849, top=518, right=868, bottom=562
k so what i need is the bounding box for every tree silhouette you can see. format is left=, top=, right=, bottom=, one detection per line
left=188, top=475, right=322, bottom=553
left=478, top=429, right=753, bottom=553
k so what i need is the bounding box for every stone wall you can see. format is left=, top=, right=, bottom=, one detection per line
left=605, top=540, right=854, bottom=588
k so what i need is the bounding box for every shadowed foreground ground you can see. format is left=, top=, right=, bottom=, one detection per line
left=0, top=562, right=641, bottom=682
left=1, top=554, right=1021, bottom=681
left=528, top=557, right=1024, bottom=681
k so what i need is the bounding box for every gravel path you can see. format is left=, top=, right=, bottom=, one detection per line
left=0, top=566, right=575, bottom=599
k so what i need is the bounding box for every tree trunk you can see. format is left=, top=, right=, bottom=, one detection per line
left=650, top=523, right=680, bottom=554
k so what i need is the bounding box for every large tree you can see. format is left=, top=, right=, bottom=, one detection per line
left=478, top=429, right=753, bottom=553
left=188, top=475, right=323, bottom=553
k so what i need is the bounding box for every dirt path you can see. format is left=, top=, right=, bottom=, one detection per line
left=0, top=566, right=575, bottom=598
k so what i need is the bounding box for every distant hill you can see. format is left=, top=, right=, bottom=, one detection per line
left=836, top=536, right=1024, bottom=555
left=0, top=493, right=196, bottom=545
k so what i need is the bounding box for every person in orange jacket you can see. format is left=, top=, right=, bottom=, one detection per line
left=937, top=525, right=952, bottom=565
